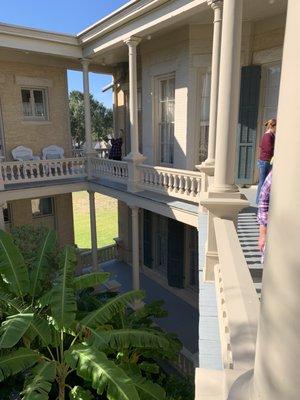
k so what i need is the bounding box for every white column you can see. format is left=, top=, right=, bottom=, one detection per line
left=130, top=206, right=140, bottom=291
left=81, top=59, right=93, bottom=155
left=251, top=1, right=300, bottom=398
left=212, top=0, right=243, bottom=192
left=124, top=37, right=141, bottom=157
left=204, top=0, right=223, bottom=166
left=88, top=191, right=98, bottom=271
left=124, top=37, right=145, bottom=192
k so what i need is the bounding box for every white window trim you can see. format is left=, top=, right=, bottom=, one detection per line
left=21, top=87, right=49, bottom=121
left=154, top=72, right=175, bottom=167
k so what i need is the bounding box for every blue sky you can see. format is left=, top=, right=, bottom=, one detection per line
left=0, top=0, right=129, bottom=108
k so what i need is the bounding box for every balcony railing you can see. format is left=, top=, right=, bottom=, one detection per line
left=1, top=156, right=203, bottom=205
left=1, top=157, right=87, bottom=185
left=90, top=157, right=128, bottom=183
left=138, top=164, right=202, bottom=202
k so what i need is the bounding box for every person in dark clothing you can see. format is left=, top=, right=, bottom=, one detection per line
left=108, top=137, right=123, bottom=161
left=256, top=118, right=276, bottom=204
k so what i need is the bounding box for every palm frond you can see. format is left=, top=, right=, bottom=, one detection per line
left=69, top=386, right=93, bottom=400
left=87, top=328, right=171, bottom=351
left=65, top=344, right=139, bottom=400
left=74, top=272, right=110, bottom=291
left=80, top=290, right=144, bottom=329
left=24, top=316, right=59, bottom=348
left=30, top=230, right=57, bottom=301
left=0, top=313, right=33, bottom=349
left=0, top=230, right=29, bottom=296
left=0, top=347, right=40, bottom=382
left=0, top=292, right=26, bottom=314
left=49, top=247, right=77, bottom=329
left=37, top=288, right=55, bottom=308
left=22, top=361, right=56, bottom=399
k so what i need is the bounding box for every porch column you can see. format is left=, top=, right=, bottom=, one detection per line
left=124, top=37, right=145, bottom=192
left=130, top=206, right=140, bottom=291
left=229, top=1, right=300, bottom=398
left=81, top=59, right=93, bottom=155
left=212, top=0, right=243, bottom=192
left=204, top=0, right=223, bottom=166
left=0, top=205, right=5, bottom=231
left=88, top=191, right=98, bottom=271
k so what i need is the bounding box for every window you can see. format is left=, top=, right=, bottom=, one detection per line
left=3, top=203, right=11, bottom=224
left=21, top=88, right=48, bottom=120
left=199, top=72, right=211, bottom=163
left=31, top=197, right=53, bottom=218
left=262, top=65, right=281, bottom=123
left=157, top=75, right=175, bottom=165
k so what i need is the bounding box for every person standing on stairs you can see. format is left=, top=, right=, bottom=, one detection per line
left=256, top=118, right=276, bottom=204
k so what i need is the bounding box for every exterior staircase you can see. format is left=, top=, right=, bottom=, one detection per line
left=237, top=210, right=263, bottom=298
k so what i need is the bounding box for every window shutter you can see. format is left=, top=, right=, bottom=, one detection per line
left=167, top=219, right=184, bottom=288
left=236, top=65, right=261, bottom=185
left=143, top=210, right=153, bottom=268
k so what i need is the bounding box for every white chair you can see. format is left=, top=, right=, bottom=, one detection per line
left=42, top=145, right=64, bottom=160
left=11, top=145, right=40, bottom=161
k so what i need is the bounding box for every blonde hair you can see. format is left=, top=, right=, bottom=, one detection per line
left=264, top=118, right=277, bottom=131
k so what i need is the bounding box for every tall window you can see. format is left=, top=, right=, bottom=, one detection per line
left=21, top=88, right=48, bottom=120
left=157, top=75, right=175, bottom=165
left=262, top=65, right=281, bottom=123
left=199, top=72, right=211, bottom=163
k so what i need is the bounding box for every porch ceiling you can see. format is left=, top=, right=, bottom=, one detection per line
left=81, top=0, right=287, bottom=64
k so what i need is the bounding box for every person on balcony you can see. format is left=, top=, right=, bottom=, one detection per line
left=108, top=130, right=124, bottom=161
left=256, top=118, right=276, bottom=204
left=257, top=170, right=272, bottom=256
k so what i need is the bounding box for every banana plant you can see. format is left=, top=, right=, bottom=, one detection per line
left=0, top=229, right=173, bottom=400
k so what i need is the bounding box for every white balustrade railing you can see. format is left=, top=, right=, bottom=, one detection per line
left=77, top=244, right=117, bottom=271
left=138, top=164, right=203, bottom=202
left=1, top=157, right=87, bottom=185
left=90, top=158, right=128, bottom=183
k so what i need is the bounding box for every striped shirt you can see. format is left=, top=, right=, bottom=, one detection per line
left=257, top=170, right=272, bottom=227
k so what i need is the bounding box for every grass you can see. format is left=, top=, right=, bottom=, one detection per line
left=72, top=191, right=118, bottom=249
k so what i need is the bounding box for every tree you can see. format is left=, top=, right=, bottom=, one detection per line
left=69, top=90, right=113, bottom=146
left=0, top=229, right=178, bottom=400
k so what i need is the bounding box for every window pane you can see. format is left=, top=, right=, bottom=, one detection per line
left=22, top=89, right=32, bottom=116
left=161, top=102, right=167, bottom=122
left=32, top=197, right=53, bottom=217
left=34, top=90, right=46, bottom=117
left=160, top=80, right=167, bottom=101
left=167, top=101, right=175, bottom=123
left=168, top=78, right=175, bottom=100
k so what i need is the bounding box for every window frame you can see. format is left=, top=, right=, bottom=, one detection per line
left=31, top=197, right=54, bottom=219
left=21, top=87, right=49, bottom=121
left=154, top=73, right=175, bottom=167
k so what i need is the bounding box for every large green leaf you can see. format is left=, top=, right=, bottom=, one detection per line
left=80, top=290, right=144, bottom=329
left=65, top=344, right=139, bottom=400
left=126, top=371, right=166, bottom=400
left=0, top=313, right=34, bottom=348
left=74, top=272, right=110, bottom=291
left=0, top=292, right=25, bottom=314
left=0, top=230, right=29, bottom=296
left=22, top=361, right=56, bottom=400
left=49, top=247, right=77, bottom=329
left=30, top=230, right=56, bottom=300
left=88, top=328, right=171, bottom=351
left=69, top=386, right=93, bottom=400
left=0, top=347, right=40, bottom=382
left=24, top=316, right=59, bottom=348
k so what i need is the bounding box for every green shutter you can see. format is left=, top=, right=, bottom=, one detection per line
left=236, top=65, right=261, bottom=185
left=143, top=210, right=153, bottom=268
left=167, top=219, right=184, bottom=288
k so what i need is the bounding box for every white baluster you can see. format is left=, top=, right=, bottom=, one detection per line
left=190, top=177, right=196, bottom=197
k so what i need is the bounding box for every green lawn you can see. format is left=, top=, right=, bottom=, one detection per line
left=72, top=191, right=118, bottom=249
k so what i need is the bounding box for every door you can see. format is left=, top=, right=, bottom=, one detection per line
left=236, top=65, right=261, bottom=185
left=155, top=215, right=168, bottom=277
left=167, top=219, right=184, bottom=288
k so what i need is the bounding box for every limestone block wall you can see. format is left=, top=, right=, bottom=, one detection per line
left=8, top=193, right=74, bottom=247
left=0, top=61, right=72, bottom=159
